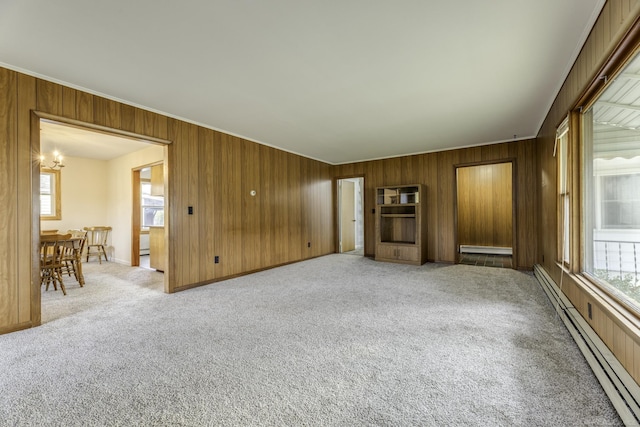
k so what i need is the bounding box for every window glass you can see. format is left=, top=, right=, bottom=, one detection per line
left=141, top=181, right=164, bottom=228
left=557, top=119, right=570, bottom=265
left=583, top=53, right=640, bottom=310
left=40, top=169, right=60, bottom=220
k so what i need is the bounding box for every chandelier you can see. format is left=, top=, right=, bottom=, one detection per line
left=40, top=151, right=65, bottom=169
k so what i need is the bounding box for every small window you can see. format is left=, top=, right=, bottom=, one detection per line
left=40, top=168, right=61, bottom=220
left=141, top=181, right=164, bottom=228
left=556, top=118, right=570, bottom=266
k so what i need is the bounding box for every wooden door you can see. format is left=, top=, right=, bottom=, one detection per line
left=457, top=163, right=513, bottom=249
left=340, top=180, right=356, bottom=252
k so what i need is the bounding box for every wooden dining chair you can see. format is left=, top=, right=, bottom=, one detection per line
left=84, top=226, right=112, bottom=263
left=61, top=229, right=87, bottom=284
left=40, top=233, right=71, bottom=295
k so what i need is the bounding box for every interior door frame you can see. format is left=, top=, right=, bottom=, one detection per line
left=32, top=111, right=171, bottom=321
left=453, top=159, right=517, bottom=269
left=334, top=175, right=365, bottom=254
left=131, top=161, right=163, bottom=267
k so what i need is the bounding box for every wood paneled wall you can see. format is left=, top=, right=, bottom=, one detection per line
left=0, top=68, right=334, bottom=334
left=334, top=139, right=537, bottom=269
left=536, top=0, right=640, bottom=385
left=457, top=163, right=513, bottom=248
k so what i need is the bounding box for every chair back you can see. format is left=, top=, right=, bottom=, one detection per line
left=67, top=229, right=88, bottom=253
left=40, top=234, right=71, bottom=268
left=84, top=226, right=112, bottom=246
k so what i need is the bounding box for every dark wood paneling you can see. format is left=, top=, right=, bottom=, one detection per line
left=0, top=68, right=18, bottom=328
left=1, top=65, right=336, bottom=334
left=536, top=0, right=640, bottom=386
left=335, top=140, right=536, bottom=268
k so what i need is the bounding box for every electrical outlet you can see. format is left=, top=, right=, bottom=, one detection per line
left=588, top=302, right=592, bottom=320
left=188, top=206, right=193, bottom=215
left=214, top=256, right=219, bottom=264
left=307, top=242, right=311, bottom=248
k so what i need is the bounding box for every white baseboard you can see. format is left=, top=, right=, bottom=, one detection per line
left=534, top=265, right=640, bottom=424
left=460, top=245, right=512, bottom=255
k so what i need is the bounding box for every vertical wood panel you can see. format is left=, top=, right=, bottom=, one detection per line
left=76, top=91, right=94, bottom=123
left=260, top=145, right=275, bottom=267
left=62, top=87, right=76, bottom=119
left=120, top=104, right=136, bottom=133
left=36, top=80, right=62, bottom=115
left=198, top=128, right=216, bottom=280
left=18, top=74, right=37, bottom=325
left=221, top=133, right=242, bottom=277
left=0, top=68, right=18, bottom=329
left=288, top=154, right=303, bottom=260
left=211, top=130, right=223, bottom=279
left=186, top=123, right=200, bottom=285
left=93, top=97, right=121, bottom=129
left=241, top=139, right=261, bottom=272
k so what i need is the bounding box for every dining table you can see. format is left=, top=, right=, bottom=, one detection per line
left=40, top=234, right=85, bottom=287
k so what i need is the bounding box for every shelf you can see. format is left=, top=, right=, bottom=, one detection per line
left=380, top=240, right=416, bottom=245
left=381, top=214, right=415, bottom=218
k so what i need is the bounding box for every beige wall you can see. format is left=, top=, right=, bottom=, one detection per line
left=40, top=156, right=108, bottom=233
left=106, top=144, right=164, bottom=265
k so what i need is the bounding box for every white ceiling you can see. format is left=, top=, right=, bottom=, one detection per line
left=0, top=0, right=605, bottom=164
left=40, top=120, right=152, bottom=161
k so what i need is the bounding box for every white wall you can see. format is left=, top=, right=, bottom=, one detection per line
left=40, top=156, right=108, bottom=233
left=106, top=144, right=164, bottom=265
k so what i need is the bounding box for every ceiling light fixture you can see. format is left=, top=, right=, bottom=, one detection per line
left=40, top=151, right=65, bottom=169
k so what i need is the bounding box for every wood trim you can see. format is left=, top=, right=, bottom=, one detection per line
left=30, top=111, right=41, bottom=326
left=453, top=159, right=517, bottom=268
left=33, top=111, right=172, bottom=145
left=334, top=174, right=366, bottom=255
left=131, top=169, right=141, bottom=267
left=575, top=14, right=640, bottom=112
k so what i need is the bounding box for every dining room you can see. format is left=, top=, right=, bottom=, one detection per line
left=39, top=119, right=167, bottom=312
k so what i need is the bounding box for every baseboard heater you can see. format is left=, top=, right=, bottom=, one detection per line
left=534, top=265, right=640, bottom=425
left=459, top=245, right=512, bottom=255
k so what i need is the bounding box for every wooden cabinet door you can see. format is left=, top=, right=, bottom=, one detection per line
left=396, top=246, right=419, bottom=262
left=376, top=245, right=397, bottom=260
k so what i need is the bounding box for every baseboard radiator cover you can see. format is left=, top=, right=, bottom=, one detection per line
left=459, top=245, right=512, bottom=255
left=534, top=265, right=640, bottom=426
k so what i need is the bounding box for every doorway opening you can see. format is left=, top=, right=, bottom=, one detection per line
left=36, top=114, right=169, bottom=322
left=455, top=161, right=516, bottom=269
left=132, top=163, right=165, bottom=271
left=338, top=177, right=364, bottom=255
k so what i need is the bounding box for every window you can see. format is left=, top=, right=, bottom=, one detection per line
left=583, top=53, right=640, bottom=311
left=600, top=174, right=640, bottom=229
left=40, top=168, right=61, bottom=220
left=141, top=181, right=164, bottom=229
left=556, top=118, right=570, bottom=265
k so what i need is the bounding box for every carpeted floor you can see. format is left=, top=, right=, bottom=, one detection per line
left=0, top=255, right=622, bottom=426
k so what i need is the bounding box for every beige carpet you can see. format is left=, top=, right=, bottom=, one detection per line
left=0, top=255, right=621, bottom=426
